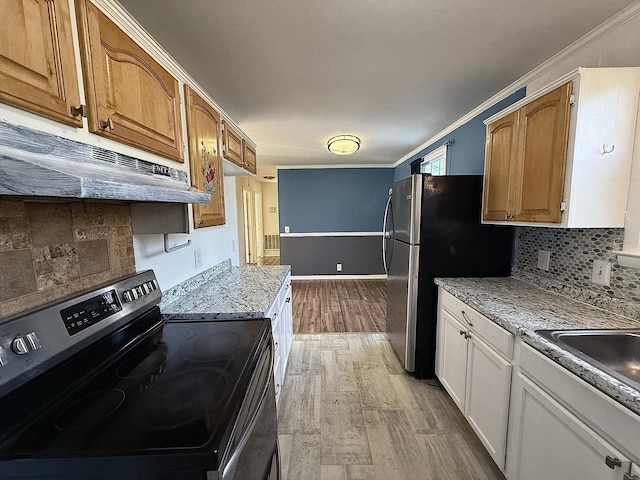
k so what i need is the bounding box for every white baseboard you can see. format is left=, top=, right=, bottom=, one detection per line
left=291, top=274, right=387, bottom=280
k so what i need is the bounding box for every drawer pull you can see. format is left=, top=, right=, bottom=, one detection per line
left=461, top=310, right=474, bottom=327
left=605, top=456, right=622, bottom=469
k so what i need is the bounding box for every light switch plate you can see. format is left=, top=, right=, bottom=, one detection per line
left=537, top=250, right=550, bottom=271
left=592, top=260, right=612, bottom=286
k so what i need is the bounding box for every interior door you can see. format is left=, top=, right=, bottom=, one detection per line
left=255, top=192, right=264, bottom=259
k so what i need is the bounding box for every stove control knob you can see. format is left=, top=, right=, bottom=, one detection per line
left=26, top=332, right=42, bottom=351
left=12, top=336, right=29, bottom=355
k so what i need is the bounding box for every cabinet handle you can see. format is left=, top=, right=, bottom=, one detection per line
left=70, top=105, right=86, bottom=117
left=605, top=456, right=622, bottom=469
left=461, top=311, right=474, bottom=327
left=99, top=118, right=114, bottom=130
left=459, top=329, right=466, bottom=336
left=623, top=474, right=639, bottom=480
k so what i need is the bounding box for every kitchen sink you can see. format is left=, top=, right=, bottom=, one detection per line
left=535, top=329, right=640, bottom=391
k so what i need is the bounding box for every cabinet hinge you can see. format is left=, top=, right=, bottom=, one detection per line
left=560, top=201, right=567, bottom=212
left=569, top=94, right=575, bottom=106
left=70, top=104, right=87, bottom=118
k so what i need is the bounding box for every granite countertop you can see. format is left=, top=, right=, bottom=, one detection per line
left=435, top=276, right=640, bottom=415
left=161, top=264, right=291, bottom=321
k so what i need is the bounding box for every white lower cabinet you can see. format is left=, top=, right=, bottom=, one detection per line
left=436, top=289, right=513, bottom=471
left=267, top=273, right=293, bottom=409
left=509, top=372, right=630, bottom=480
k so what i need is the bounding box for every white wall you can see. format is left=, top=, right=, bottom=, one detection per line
left=133, top=176, right=240, bottom=290
left=262, top=182, right=279, bottom=235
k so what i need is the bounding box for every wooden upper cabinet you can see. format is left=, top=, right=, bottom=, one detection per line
left=222, top=120, right=243, bottom=167
left=75, top=0, right=184, bottom=162
left=483, top=111, right=520, bottom=222
left=517, top=84, right=571, bottom=223
left=184, top=85, right=225, bottom=228
left=0, top=0, right=82, bottom=126
left=243, top=140, right=257, bottom=175
left=483, top=82, right=571, bottom=223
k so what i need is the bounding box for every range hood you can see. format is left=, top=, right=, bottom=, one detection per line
left=0, top=122, right=209, bottom=204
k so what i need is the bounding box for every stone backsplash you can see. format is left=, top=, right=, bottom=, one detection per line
left=512, top=227, right=640, bottom=319
left=0, top=199, right=135, bottom=319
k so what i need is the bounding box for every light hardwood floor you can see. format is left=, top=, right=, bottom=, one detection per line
left=292, top=280, right=386, bottom=333
left=278, top=333, right=506, bottom=480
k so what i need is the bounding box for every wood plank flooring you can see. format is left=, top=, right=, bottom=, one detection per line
left=278, top=333, right=506, bottom=480
left=292, top=280, right=386, bottom=333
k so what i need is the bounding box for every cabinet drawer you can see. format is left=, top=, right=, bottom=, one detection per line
left=440, top=290, right=513, bottom=359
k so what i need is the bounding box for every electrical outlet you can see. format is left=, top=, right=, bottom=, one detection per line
left=194, top=248, right=202, bottom=268
left=284, top=226, right=290, bottom=233
left=336, top=263, right=342, bottom=272
left=537, top=250, right=550, bottom=271
left=592, top=260, right=612, bottom=286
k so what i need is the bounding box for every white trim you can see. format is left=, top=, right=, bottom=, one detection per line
left=280, top=231, right=382, bottom=237
left=483, top=68, right=581, bottom=125
left=276, top=164, right=390, bottom=170
left=393, top=1, right=640, bottom=167
left=292, top=274, right=387, bottom=280
left=614, top=251, right=640, bottom=269
left=91, top=0, right=257, bottom=149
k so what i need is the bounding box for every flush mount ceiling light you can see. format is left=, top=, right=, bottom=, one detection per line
left=327, top=135, right=361, bottom=155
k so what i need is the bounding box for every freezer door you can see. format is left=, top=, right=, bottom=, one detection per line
left=385, top=240, right=419, bottom=372
left=391, top=175, right=422, bottom=245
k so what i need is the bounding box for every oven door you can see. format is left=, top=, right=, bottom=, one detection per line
left=217, top=333, right=279, bottom=480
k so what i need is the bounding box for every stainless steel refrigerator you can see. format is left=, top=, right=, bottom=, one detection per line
left=383, top=174, right=513, bottom=378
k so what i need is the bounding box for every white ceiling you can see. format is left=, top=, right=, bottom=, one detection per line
left=117, top=0, right=637, bottom=179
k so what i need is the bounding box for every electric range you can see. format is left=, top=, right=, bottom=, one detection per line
left=0, top=270, right=279, bottom=479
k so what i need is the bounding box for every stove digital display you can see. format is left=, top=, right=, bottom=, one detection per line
left=60, top=290, right=122, bottom=336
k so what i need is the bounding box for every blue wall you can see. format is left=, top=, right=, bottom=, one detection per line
left=394, top=88, right=526, bottom=181
left=278, top=168, right=395, bottom=233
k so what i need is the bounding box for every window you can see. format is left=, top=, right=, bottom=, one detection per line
left=419, top=144, right=447, bottom=175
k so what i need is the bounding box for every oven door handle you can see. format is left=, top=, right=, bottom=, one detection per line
left=221, top=337, right=275, bottom=480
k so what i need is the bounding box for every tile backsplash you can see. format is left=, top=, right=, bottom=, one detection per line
left=512, top=227, right=640, bottom=318
left=0, top=200, right=135, bottom=319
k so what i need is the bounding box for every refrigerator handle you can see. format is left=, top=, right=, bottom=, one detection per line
left=382, top=194, right=392, bottom=274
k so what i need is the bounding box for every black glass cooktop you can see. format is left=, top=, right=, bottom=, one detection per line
left=0, top=309, right=268, bottom=465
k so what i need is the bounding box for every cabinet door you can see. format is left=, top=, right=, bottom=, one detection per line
left=465, top=334, right=512, bottom=470
left=243, top=140, right=257, bottom=174
left=0, top=0, right=81, bottom=126
left=483, top=111, right=520, bottom=221
left=222, top=120, right=243, bottom=167
left=76, top=0, right=183, bottom=161
left=509, top=373, right=630, bottom=480
left=184, top=86, right=225, bottom=228
left=516, top=82, right=571, bottom=223
left=436, top=310, right=468, bottom=411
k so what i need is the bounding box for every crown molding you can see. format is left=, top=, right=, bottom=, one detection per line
left=276, top=164, right=392, bottom=170
left=393, top=1, right=640, bottom=167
